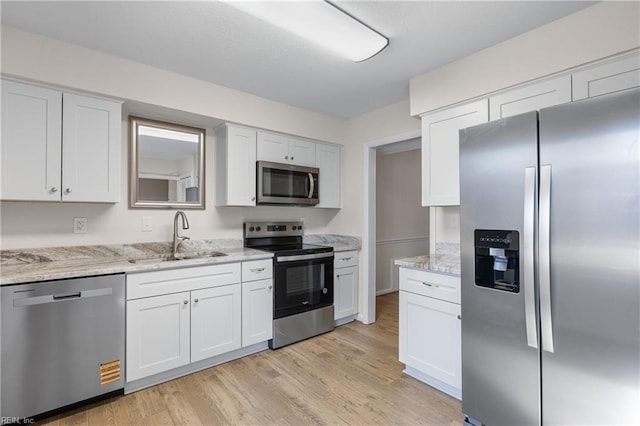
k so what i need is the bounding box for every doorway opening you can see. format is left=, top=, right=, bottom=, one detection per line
left=361, top=130, right=427, bottom=324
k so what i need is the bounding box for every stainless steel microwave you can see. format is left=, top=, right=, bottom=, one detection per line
left=256, top=161, right=319, bottom=206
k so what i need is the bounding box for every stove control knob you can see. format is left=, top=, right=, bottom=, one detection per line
left=322, top=288, right=328, bottom=294
left=256, top=226, right=262, bottom=232
left=249, top=226, right=255, bottom=232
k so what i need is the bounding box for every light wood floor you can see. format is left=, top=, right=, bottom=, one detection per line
left=40, top=292, right=462, bottom=425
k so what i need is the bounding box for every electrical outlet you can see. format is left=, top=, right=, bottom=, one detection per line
left=142, top=216, right=153, bottom=232
left=73, top=217, right=87, bottom=234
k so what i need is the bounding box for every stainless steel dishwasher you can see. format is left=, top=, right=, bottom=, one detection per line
left=1, top=274, right=125, bottom=421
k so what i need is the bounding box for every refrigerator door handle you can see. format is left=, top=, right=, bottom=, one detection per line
left=524, top=167, right=538, bottom=349
left=540, top=164, right=554, bottom=353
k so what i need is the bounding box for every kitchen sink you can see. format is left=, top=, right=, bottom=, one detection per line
left=128, top=252, right=226, bottom=264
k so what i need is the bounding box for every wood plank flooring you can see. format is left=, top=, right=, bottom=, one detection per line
left=39, top=292, right=462, bottom=425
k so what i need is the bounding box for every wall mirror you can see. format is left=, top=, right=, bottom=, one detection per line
left=130, top=116, right=205, bottom=209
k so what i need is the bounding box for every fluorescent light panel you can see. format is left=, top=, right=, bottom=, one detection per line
left=225, top=0, right=388, bottom=62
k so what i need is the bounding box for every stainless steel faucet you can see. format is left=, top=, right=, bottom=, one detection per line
left=173, top=211, right=190, bottom=257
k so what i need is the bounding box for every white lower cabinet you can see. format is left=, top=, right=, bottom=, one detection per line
left=126, top=292, right=191, bottom=382
left=242, top=278, right=273, bottom=346
left=126, top=260, right=274, bottom=385
left=191, top=284, right=242, bottom=362
left=334, top=250, right=358, bottom=324
left=241, top=257, right=274, bottom=346
left=398, top=267, right=461, bottom=399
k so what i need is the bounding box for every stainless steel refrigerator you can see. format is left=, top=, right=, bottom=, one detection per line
left=459, top=87, right=639, bottom=425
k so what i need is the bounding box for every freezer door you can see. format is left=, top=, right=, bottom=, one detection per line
left=459, top=112, right=540, bottom=425
left=538, top=88, right=639, bottom=424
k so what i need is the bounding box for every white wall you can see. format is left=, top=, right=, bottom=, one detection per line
left=375, top=149, right=428, bottom=294
left=332, top=99, right=422, bottom=236
left=410, top=1, right=640, bottom=115
left=0, top=26, right=342, bottom=250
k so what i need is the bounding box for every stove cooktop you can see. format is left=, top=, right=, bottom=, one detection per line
left=256, top=243, right=333, bottom=255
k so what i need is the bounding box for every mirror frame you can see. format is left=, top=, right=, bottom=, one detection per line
left=129, top=116, right=206, bottom=209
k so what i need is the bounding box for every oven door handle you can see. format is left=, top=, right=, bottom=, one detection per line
left=277, top=252, right=334, bottom=262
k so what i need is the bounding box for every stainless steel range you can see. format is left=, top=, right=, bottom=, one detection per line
left=244, top=221, right=334, bottom=349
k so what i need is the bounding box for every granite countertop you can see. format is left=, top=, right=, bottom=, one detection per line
left=0, top=234, right=362, bottom=286
left=393, top=243, right=461, bottom=276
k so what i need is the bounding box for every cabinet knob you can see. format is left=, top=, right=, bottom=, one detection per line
left=50, top=187, right=58, bottom=193
left=183, top=300, right=188, bottom=305
left=457, top=315, right=462, bottom=320
left=291, top=156, right=294, bottom=160
left=336, top=274, right=340, bottom=279
left=285, top=155, right=289, bottom=160
left=194, top=298, right=199, bottom=303
left=268, top=286, right=272, bottom=290
left=65, top=188, right=72, bottom=194
left=251, top=196, right=256, bottom=202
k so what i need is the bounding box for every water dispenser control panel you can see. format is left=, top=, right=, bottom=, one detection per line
left=474, top=229, right=520, bottom=293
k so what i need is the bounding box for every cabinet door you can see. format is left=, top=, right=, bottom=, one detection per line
left=288, top=137, right=316, bottom=166
left=489, top=75, right=571, bottom=120
left=315, top=143, right=341, bottom=208
left=334, top=266, right=358, bottom=320
left=572, top=53, right=640, bottom=100
left=217, top=125, right=257, bottom=206
left=257, top=131, right=289, bottom=163
left=1, top=80, right=62, bottom=201
left=191, top=284, right=242, bottom=362
left=126, top=292, right=190, bottom=382
left=421, top=99, right=488, bottom=206
left=62, top=93, right=121, bottom=202
left=399, top=291, right=461, bottom=391
left=242, top=278, right=273, bottom=347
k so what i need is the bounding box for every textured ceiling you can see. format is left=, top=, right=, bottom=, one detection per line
left=1, top=1, right=595, bottom=119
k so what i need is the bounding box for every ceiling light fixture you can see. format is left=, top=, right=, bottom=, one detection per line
left=224, top=0, right=388, bottom=62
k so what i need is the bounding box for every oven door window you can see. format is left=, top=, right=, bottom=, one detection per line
left=262, top=167, right=314, bottom=199
left=274, top=258, right=333, bottom=318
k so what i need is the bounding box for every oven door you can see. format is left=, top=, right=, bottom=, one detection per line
left=273, top=252, right=333, bottom=318
left=257, top=161, right=319, bottom=205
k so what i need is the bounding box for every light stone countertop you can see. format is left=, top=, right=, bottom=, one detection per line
left=393, top=244, right=461, bottom=276
left=394, top=254, right=461, bottom=276
left=0, top=234, right=362, bottom=286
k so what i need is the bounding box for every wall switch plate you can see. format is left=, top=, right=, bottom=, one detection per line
left=73, top=217, right=87, bottom=234
left=142, top=216, right=153, bottom=232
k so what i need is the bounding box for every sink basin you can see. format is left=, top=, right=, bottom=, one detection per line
left=128, top=252, right=226, bottom=264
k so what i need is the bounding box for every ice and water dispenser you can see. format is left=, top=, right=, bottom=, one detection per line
left=474, top=230, right=520, bottom=293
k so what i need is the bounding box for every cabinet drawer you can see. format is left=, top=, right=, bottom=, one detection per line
left=242, top=259, right=273, bottom=282
left=127, top=263, right=241, bottom=300
left=334, top=250, right=358, bottom=268
left=399, top=267, right=460, bottom=304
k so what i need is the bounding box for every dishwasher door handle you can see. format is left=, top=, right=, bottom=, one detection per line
left=13, top=287, right=113, bottom=307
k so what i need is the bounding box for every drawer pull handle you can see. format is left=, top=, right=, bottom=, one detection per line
left=341, top=257, right=353, bottom=261
left=421, top=281, right=439, bottom=288
left=251, top=267, right=265, bottom=273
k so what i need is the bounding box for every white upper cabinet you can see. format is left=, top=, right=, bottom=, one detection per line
left=1, top=80, right=121, bottom=203
left=1, top=80, right=62, bottom=201
left=489, top=75, right=572, bottom=121
left=421, top=99, right=489, bottom=206
left=287, top=137, right=316, bottom=166
left=215, top=124, right=257, bottom=206
left=315, top=143, right=341, bottom=209
left=572, top=53, right=640, bottom=101
left=257, top=131, right=316, bottom=166
left=61, top=93, right=121, bottom=202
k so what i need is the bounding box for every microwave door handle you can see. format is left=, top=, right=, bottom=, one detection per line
left=308, top=173, right=314, bottom=198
